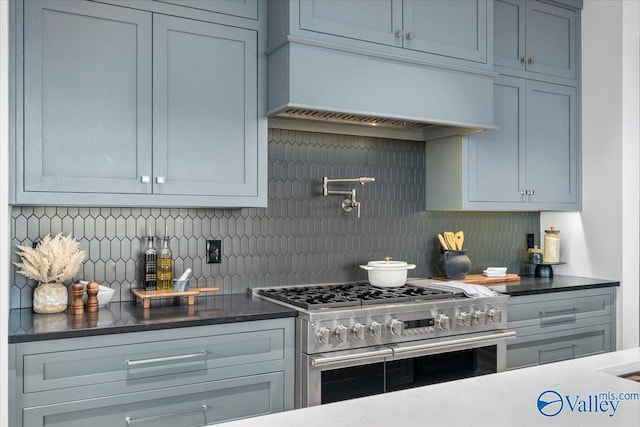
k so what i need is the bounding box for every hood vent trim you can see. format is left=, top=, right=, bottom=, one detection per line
left=275, top=108, right=433, bottom=130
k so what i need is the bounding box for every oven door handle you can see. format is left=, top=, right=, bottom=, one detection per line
left=391, top=331, right=516, bottom=356
left=310, top=347, right=394, bottom=368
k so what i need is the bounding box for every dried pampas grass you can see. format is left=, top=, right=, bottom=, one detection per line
left=14, top=233, right=86, bottom=284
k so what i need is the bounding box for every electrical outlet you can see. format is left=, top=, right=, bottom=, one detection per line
left=206, top=240, right=222, bottom=264
left=526, top=233, right=535, bottom=249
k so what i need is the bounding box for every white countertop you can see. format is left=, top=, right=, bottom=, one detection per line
left=215, top=348, right=640, bottom=427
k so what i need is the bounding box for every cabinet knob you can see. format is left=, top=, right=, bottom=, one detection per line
left=527, top=57, right=535, bottom=64
left=520, top=56, right=528, bottom=63
left=526, top=190, right=534, bottom=196
left=141, top=176, right=150, bottom=184
left=395, top=29, right=404, bottom=38
left=156, top=176, right=165, bottom=184
left=405, top=31, right=414, bottom=40
left=520, top=190, right=526, bottom=196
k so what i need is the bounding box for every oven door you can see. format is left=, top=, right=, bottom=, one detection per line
left=299, top=331, right=515, bottom=407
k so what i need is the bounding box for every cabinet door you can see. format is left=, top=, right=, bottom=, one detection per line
left=468, top=76, right=525, bottom=203
left=403, top=0, right=487, bottom=63
left=299, top=0, right=402, bottom=47
left=494, top=0, right=526, bottom=70
left=23, top=0, right=153, bottom=195
left=525, top=0, right=577, bottom=79
left=525, top=81, right=578, bottom=205
left=155, top=0, right=259, bottom=19
left=152, top=15, right=259, bottom=197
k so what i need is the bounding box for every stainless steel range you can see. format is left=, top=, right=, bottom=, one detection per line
left=253, top=279, right=514, bottom=407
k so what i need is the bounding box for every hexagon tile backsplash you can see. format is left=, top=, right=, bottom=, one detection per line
left=10, top=129, right=539, bottom=308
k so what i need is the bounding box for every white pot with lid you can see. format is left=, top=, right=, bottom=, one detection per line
left=359, top=257, right=416, bottom=287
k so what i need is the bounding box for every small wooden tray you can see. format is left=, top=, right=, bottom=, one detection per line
left=435, top=274, right=521, bottom=285
left=132, top=287, right=219, bottom=309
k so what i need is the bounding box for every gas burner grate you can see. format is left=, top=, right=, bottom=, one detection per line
left=258, top=282, right=458, bottom=310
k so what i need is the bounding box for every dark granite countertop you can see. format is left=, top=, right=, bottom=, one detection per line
left=8, top=276, right=619, bottom=344
left=486, top=274, right=619, bottom=296
left=8, top=293, right=298, bottom=344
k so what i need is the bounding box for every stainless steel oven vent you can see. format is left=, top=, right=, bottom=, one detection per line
left=275, top=108, right=432, bottom=130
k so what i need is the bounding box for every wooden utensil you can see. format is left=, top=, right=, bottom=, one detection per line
left=438, top=233, right=449, bottom=250
left=454, top=231, right=464, bottom=250
left=444, top=232, right=457, bottom=251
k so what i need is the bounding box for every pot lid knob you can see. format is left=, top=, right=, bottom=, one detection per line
left=384, top=256, right=392, bottom=262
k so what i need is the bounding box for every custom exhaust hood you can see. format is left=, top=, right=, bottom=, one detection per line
left=267, top=41, right=496, bottom=138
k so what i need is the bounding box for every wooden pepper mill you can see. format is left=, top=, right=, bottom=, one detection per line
left=85, top=282, right=99, bottom=313
left=70, top=283, right=84, bottom=315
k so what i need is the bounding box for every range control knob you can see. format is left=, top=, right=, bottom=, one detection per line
left=369, top=321, right=382, bottom=337
left=457, top=312, right=471, bottom=327
left=334, top=325, right=348, bottom=342
left=316, top=326, right=331, bottom=344
left=389, top=319, right=405, bottom=336
left=487, top=308, right=503, bottom=323
left=352, top=323, right=366, bottom=340
left=436, top=314, right=452, bottom=331
left=473, top=310, right=486, bottom=325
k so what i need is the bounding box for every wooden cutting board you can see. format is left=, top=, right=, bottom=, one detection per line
left=436, top=274, right=520, bottom=284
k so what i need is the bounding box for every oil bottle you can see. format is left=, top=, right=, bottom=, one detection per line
left=156, top=227, right=173, bottom=291
left=143, top=227, right=157, bottom=291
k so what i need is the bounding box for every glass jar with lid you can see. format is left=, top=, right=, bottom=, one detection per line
left=528, top=245, right=543, bottom=264
left=543, top=227, right=560, bottom=263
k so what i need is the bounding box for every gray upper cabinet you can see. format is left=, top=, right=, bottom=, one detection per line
left=14, top=0, right=267, bottom=207
left=402, top=0, right=487, bottom=63
left=22, top=0, right=153, bottom=196
left=524, top=80, right=578, bottom=205
left=494, top=0, right=577, bottom=81
left=299, top=0, right=401, bottom=47
left=426, top=76, right=579, bottom=211
left=152, top=15, right=259, bottom=198
left=469, top=77, right=579, bottom=206
left=282, top=0, right=489, bottom=66
left=155, top=0, right=259, bottom=19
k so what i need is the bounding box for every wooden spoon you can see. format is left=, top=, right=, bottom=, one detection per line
left=454, top=231, right=464, bottom=250
left=438, top=233, right=449, bottom=250
left=444, top=232, right=457, bottom=251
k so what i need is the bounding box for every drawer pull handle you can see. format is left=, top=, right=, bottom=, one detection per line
left=126, top=351, right=208, bottom=367
left=539, top=307, right=578, bottom=317
left=125, top=403, right=208, bottom=425
left=539, top=344, right=577, bottom=363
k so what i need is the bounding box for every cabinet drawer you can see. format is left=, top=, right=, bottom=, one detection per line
left=22, top=328, right=284, bottom=398
left=23, top=371, right=284, bottom=427
left=508, top=291, right=612, bottom=327
left=507, top=324, right=611, bottom=370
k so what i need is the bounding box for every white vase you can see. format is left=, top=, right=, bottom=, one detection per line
left=33, top=282, right=68, bottom=314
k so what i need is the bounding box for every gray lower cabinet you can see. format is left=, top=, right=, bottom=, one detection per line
left=10, top=319, right=295, bottom=427
left=273, top=0, right=489, bottom=66
left=425, top=75, right=579, bottom=211
left=506, top=288, right=616, bottom=370
left=15, top=0, right=266, bottom=207
left=494, top=0, right=578, bottom=81
left=23, top=373, right=283, bottom=427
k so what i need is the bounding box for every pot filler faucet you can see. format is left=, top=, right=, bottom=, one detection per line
left=322, top=177, right=375, bottom=218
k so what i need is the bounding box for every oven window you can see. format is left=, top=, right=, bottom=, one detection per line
left=319, top=346, right=498, bottom=404
left=386, top=346, right=497, bottom=392
left=321, top=362, right=385, bottom=404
